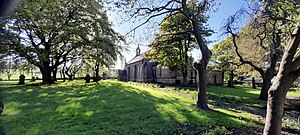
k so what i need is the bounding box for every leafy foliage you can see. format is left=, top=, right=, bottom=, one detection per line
left=147, top=13, right=194, bottom=70
left=210, top=38, right=235, bottom=71
left=0, top=0, right=122, bottom=83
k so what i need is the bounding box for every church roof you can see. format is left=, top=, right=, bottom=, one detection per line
left=126, top=53, right=146, bottom=65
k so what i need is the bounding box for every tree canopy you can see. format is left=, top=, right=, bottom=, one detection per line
left=0, top=0, right=123, bottom=84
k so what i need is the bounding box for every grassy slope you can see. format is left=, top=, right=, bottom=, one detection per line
left=207, top=85, right=300, bottom=97
left=153, top=84, right=299, bottom=108
left=0, top=81, right=261, bottom=135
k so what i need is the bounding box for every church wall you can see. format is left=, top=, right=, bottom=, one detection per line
left=122, top=54, right=223, bottom=85
left=154, top=66, right=196, bottom=84
left=125, top=58, right=153, bottom=82
left=118, top=70, right=127, bottom=81
left=125, top=61, right=143, bottom=82
left=205, top=71, right=224, bottom=85
left=141, top=60, right=158, bottom=83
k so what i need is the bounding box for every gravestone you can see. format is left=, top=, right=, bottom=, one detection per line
left=102, top=73, right=107, bottom=80
left=31, top=77, right=36, bottom=82
left=84, top=74, right=90, bottom=83
left=93, top=75, right=100, bottom=82
left=18, top=74, right=25, bottom=85
left=0, top=101, right=4, bottom=115
left=189, top=80, right=193, bottom=84
left=175, top=80, right=181, bottom=85
left=252, top=77, right=256, bottom=89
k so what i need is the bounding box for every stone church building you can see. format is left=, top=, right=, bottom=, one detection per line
left=118, top=46, right=223, bottom=85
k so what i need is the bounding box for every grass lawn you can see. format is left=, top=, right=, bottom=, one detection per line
left=0, top=80, right=262, bottom=135
left=132, top=83, right=299, bottom=108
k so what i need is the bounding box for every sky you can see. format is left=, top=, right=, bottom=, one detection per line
left=107, top=0, right=249, bottom=69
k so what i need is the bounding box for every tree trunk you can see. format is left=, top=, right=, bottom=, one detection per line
left=31, top=67, right=34, bottom=79
left=182, top=37, right=189, bottom=86
left=40, top=44, right=54, bottom=84
left=40, top=67, right=54, bottom=84
left=182, top=70, right=187, bottom=86
left=195, top=62, right=209, bottom=110
left=252, top=77, right=256, bottom=89
left=62, top=63, right=66, bottom=82
left=180, top=1, right=211, bottom=110
left=263, top=24, right=300, bottom=135
left=263, top=75, right=294, bottom=135
left=259, top=67, right=276, bottom=101
left=264, top=84, right=285, bottom=135
left=259, top=74, right=273, bottom=101
left=52, top=68, right=57, bottom=81
left=59, top=70, right=62, bottom=79
left=93, top=63, right=100, bottom=82
left=227, top=70, right=234, bottom=87
left=191, top=20, right=211, bottom=110
left=68, top=75, right=73, bottom=81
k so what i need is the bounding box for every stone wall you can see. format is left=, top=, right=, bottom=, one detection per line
left=125, top=58, right=157, bottom=83
left=125, top=60, right=143, bottom=82
left=118, top=70, right=127, bottom=81
left=154, top=66, right=196, bottom=84
left=206, top=71, right=224, bottom=85
left=122, top=59, right=223, bottom=86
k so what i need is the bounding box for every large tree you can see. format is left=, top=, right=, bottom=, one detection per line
left=147, top=12, right=206, bottom=85
left=0, top=0, right=121, bottom=84
left=259, top=1, right=300, bottom=134
left=148, top=34, right=193, bottom=85
left=114, top=0, right=214, bottom=110
left=210, top=38, right=238, bottom=87
left=224, top=0, right=300, bottom=134
left=83, top=34, right=123, bottom=82
left=225, top=0, right=299, bottom=101
left=64, top=59, right=83, bottom=81
left=263, top=22, right=300, bottom=135
left=3, top=59, right=17, bottom=81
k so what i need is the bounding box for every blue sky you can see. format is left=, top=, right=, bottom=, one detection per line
left=107, top=0, right=249, bottom=69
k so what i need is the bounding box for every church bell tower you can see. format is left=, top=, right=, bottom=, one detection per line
left=136, top=44, right=141, bottom=56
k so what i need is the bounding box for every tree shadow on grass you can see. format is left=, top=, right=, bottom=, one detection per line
left=164, top=84, right=261, bottom=99
left=0, top=81, right=262, bottom=134
left=0, top=125, right=5, bottom=135
left=176, top=85, right=267, bottom=109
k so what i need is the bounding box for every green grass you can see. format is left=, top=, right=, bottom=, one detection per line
left=129, top=82, right=299, bottom=108
left=287, top=89, right=300, bottom=97
left=126, top=82, right=267, bottom=108
left=206, top=85, right=299, bottom=107
left=207, top=86, right=266, bottom=108
left=0, top=80, right=261, bottom=135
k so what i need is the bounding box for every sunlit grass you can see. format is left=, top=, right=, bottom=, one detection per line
left=127, top=82, right=299, bottom=108
left=287, top=89, right=300, bottom=97
left=126, top=82, right=267, bottom=108
left=0, top=80, right=262, bottom=134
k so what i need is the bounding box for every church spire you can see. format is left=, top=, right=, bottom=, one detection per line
left=136, top=44, right=141, bottom=56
